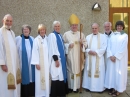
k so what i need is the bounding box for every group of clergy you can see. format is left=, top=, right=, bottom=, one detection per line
left=0, top=13, right=128, bottom=97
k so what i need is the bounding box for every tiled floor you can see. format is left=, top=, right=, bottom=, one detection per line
left=67, top=67, right=130, bottom=97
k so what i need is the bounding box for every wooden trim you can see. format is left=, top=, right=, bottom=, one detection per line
left=128, top=12, right=130, bottom=66
left=110, top=8, right=130, bottom=12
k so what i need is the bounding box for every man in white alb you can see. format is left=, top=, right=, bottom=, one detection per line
left=103, top=22, right=114, bottom=70
left=82, top=23, right=107, bottom=92
left=0, top=14, right=21, bottom=97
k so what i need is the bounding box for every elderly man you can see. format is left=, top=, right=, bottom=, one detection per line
left=82, top=23, right=107, bottom=92
left=63, top=14, right=87, bottom=93
left=103, top=22, right=114, bottom=70
left=104, top=22, right=113, bottom=37
left=0, top=14, right=21, bottom=97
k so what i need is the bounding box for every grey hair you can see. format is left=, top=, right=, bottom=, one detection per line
left=3, top=14, right=12, bottom=20
left=52, top=21, right=61, bottom=28
left=22, top=24, right=31, bottom=33
left=103, top=22, right=112, bottom=26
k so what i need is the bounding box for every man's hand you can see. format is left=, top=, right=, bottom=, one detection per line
left=69, top=43, right=74, bottom=48
left=36, top=65, right=40, bottom=70
left=55, top=60, right=60, bottom=67
left=88, top=51, right=93, bottom=55
left=110, top=56, right=116, bottom=62
left=80, top=39, right=84, bottom=44
left=92, top=51, right=97, bottom=55
left=1, top=65, right=8, bottom=72
left=88, top=51, right=97, bottom=56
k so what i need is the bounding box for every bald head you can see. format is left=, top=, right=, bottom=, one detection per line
left=103, top=22, right=112, bottom=34
left=91, top=23, right=99, bottom=34
left=92, top=23, right=99, bottom=28
left=3, top=14, right=12, bottom=21
left=2, top=14, right=13, bottom=29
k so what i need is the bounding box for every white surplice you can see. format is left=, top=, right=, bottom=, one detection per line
left=105, top=32, right=128, bottom=92
left=15, top=36, right=34, bottom=82
left=82, top=33, right=107, bottom=92
left=0, top=28, right=20, bottom=97
left=48, top=33, right=64, bottom=81
left=104, top=32, right=114, bottom=70
left=31, top=35, right=49, bottom=97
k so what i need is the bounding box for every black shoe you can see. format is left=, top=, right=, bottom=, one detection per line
left=98, top=91, right=104, bottom=94
left=74, top=91, right=78, bottom=93
left=74, top=89, right=79, bottom=93
left=85, top=89, right=90, bottom=92
left=68, top=89, right=73, bottom=93
left=108, top=88, right=115, bottom=95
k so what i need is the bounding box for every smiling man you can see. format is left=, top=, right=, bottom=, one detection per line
left=0, top=14, right=21, bottom=97
left=63, top=14, right=87, bottom=93
left=103, top=22, right=114, bottom=71
left=82, top=23, right=107, bottom=92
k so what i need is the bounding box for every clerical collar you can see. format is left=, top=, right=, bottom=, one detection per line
left=71, top=30, right=77, bottom=34
left=105, top=31, right=112, bottom=36
left=3, top=26, right=11, bottom=31
left=53, top=31, right=60, bottom=35
left=120, top=31, right=125, bottom=35
left=56, top=32, right=60, bottom=34
left=40, top=35, right=45, bottom=39
left=20, top=34, right=29, bottom=39
left=55, top=32, right=60, bottom=34
left=114, top=31, right=125, bottom=35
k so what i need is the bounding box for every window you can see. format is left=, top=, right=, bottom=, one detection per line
left=112, top=13, right=128, bottom=33
left=110, top=0, right=130, bottom=7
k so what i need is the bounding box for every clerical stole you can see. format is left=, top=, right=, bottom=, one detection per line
left=38, top=37, right=46, bottom=90
left=88, top=33, right=100, bottom=78
left=2, top=27, right=21, bottom=89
